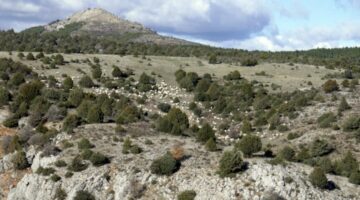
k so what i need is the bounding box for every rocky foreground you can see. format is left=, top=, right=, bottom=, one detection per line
left=2, top=124, right=359, bottom=200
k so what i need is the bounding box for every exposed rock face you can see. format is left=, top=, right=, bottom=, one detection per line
left=8, top=132, right=360, bottom=200
left=43, top=8, right=192, bottom=45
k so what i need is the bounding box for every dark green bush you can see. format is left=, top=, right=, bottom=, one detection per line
left=36, top=167, right=56, bottom=176
left=342, top=115, right=360, bottom=132
left=78, top=138, right=94, bottom=150
left=137, top=72, right=156, bottom=92
left=218, top=149, right=244, bottom=178
left=63, top=76, right=74, bottom=90
left=334, top=151, right=359, bottom=177
left=177, top=190, right=197, bottom=200
left=79, top=75, right=94, bottom=88
left=63, top=114, right=80, bottom=133
left=235, top=135, right=262, bottom=157
left=310, top=139, right=334, bottom=157
left=86, top=105, right=103, bottom=123
left=26, top=53, right=35, bottom=60
left=89, top=152, right=110, bottom=166
left=278, top=146, right=296, bottom=161
left=241, top=58, right=258, bottom=66
left=67, top=156, right=88, bottom=172
left=55, top=188, right=67, bottom=200
left=150, top=152, right=178, bottom=176
left=309, top=167, right=328, bottom=189
left=349, top=171, right=360, bottom=185
left=197, top=123, right=215, bottom=143
left=12, top=151, right=30, bottom=170
left=338, top=97, right=351, bottom=113
left=205, top=138, right=217, bottom=152
left=68, top=88, right=84, bottom=107
left=317, top=112, right=337, bottom=128
left=158, top=103, right=171, bottom=113
left=50, top=174, right=61, bottom=182
left=74, top=191, right=95, bottom=200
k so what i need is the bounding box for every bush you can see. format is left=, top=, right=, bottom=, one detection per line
left=334, top=151, right=359, bottom=177
left=158, top=103, right=171, bottom=113
left=112, top=66, right=127, bottom=78
left=235, top=135, right=262, bottom=157
left=177, top=190, right=197, bottom=200
left=89, top=152, right=110, bottom=166
left=3, top=117, right=19, bottom=128
left=67, top=156, right=88, bottom=172
left=197, top=123, right=215, bottom=143
left=310, top=139, right=334, bottom=157
left=338, top=97, right=351, bottom=113
left=86, top=105, right=103, bottom=123
left=91, top=66, right=102, bottom=80
left=317, top=112, right=337, bottom=128
left=218, top=149, right=244, bottom=177
left=78, top=138, right=94, bottom=150
left=50, top=174, right=61, bottom=182
left=1, top=136, right=21, bottom=154
left=208, top=54, right=218, bottom=64
left=205, top=138, right=217, bottom=152
left=122, top=137, right=132, bottom=154
left=26, top=53, right=35, bottom=60
left=74, top=191, right=95, bottom=200
left=137, top=73, right=156, bottom=92
left=0, top=87, right=10, bottom=106
left=309, top=167, right=328, bottom=189
left=68, top=88, right=84, bottom=107
left=12, top=151, right=30, bottom=170
left=224, top=70, right=241, bottom=80
left=9, top=72, right=25, bottom=87
left=349, top=171, right=360, bottom=185
left=79, top=75, right=94, bottom=88
left=55, top=160, right=67, bottom=168
left=322, top=80, right=339, bottom=93
left=278, top=146, right=296, bottom=161
left=63, top=76, right=74, bottom=90
left=175, top=69, right=186, bottom=82
left=63, top=114, right=80, bottom=133
left=36, top=167, right=56, bottom=176
left=150, top=152, right=179, bottom=175
left=342, top=115, right=360, bottom=132
left=54, top=54, right=65, bottom=65
left=241, top=119, right=253, bottom=133
left=241, top=58, right=258, bottom=66
left=316, top=157, right=334, bottom=174
left=55, top=188, right=67, bottom=200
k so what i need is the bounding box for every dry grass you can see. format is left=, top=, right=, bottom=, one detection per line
left=170, top=145, right=185, bottom=161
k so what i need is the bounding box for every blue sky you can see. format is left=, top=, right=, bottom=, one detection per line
left=0, top=0, right=360, bottom=51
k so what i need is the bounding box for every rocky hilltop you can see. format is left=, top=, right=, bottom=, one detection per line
left=43, top=8, right=192, bottom=45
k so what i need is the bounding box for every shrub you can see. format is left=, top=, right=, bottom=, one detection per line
left=36, top=167, right=56, bottom=176
left=74, top=191, right=95, bottom=200
left=309, top=167, right=328, bottom=189
left=86, top=105, right=103, bottom=123
left=17, top=52, right=24, bottom=59
left=68, top=88, right=84, bottom=107
left=116, top=105, right=141, bottom=124
left=79, top=75, right=94, bottom=88
left=224, top=71, right=241, bottom=80
left=150, top=152, right=178, bottom=175
left=122, top=137, right=132, bottom=154
left=137, top=73, right=156, bottom=92
left=235, top=135, right=262, bottom=157
left=18, top=80, right=44, bottom=103
left=310, top=139, right=334, bottom=157
left=342, top=115, right=360, bottom=132
left=322, top=80, right=339, bottom=93
left=175, top=69, right=186, bottom=82
left=241, top=58, right=258, bottom=66
left=63, top=76, right=74, bottom=90
left=158, top=103, right=171, bottom=113
left=3, top=117, right=19, bottom=128
left=349, top=171, right=360, bottom=185
left=316, top=157, right=334, bottom=174
left=218, top=149, right=244, bottom=177
left=55, top=160, right=67, bottom=168
left=177, top=190, right=197, bottom=200
left=9, top=72, right=25, bottom=87
left=278, top=146, right=296, bottom=161
left=63, top=114, right=80, bottom=133
left=205, top=138, right=217, bottom=152
left=89, top=152, right=110, bottom=166
left=65, top=171, right=73, bottom=178
left=78, top=138, right=94, bottom=150
left=197, top=123, right=215, bottom=143
left=91, top=66, right=102, bottom=80
left=334, top=151, right=359, bottom=177
left=50, top=174, right=61, bottom=182
left=241, top=119, right=253, bottom=133
left=54, top=54, right=65, bottom=65
left=55, top=188, right=67, bottom=200
left=26, top=53, right=35, bottom=60
left=12, top=151, right=30, bottom=170
left=208, top=54, right=218, bottom=64
left=317, top=112, right=337, bottom=128
left=130, top=145, right=142, bottom=154
left=0, top=87, right=10, bottom=106
left=167, top=108, right=189, bottom=129
left=287, top=132, right=300, bottom=140
left=67, top=156, right=88, bottom=172
left=1, top=136, right=21, bottom=154
left=112, top=66, right=127, bottom=78
left=338, top=97, right=351, bottom=113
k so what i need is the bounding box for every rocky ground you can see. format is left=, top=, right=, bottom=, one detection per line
left=3, top=124, right=360, bottom=200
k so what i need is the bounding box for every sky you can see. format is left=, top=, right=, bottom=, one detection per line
left=0, top=0, right=360, bottom=51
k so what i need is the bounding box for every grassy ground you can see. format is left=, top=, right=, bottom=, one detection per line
left=0, top=52, right=341, bottom=92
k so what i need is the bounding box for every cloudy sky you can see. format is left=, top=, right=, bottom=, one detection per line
left=0, top=0, right=360, bottom=51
